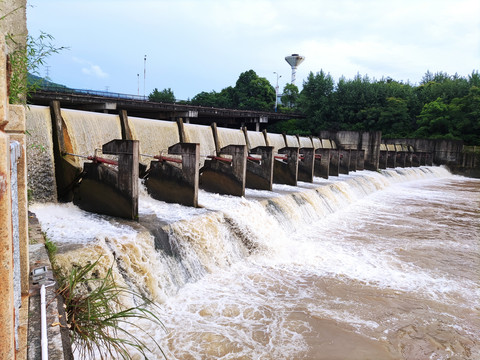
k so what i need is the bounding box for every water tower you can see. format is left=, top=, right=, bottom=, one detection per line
left=285, top=54, right=305, bottom=85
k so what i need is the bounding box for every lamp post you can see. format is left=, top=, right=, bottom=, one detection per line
left=274, top=72, right=282, bottom=112
left=137, top=73, right=139, bottom=96
left=143, top=55, right=147, bottom=100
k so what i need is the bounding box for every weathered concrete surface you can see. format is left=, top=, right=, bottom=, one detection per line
left=356, top=149, right=365, bottom=170
left=379, top=144, right=388, bottom=169
left=384, top=138, right=464, bottom=167
left=200, top=144, right=247, bottom=196
left=339, top=149, right=350, bottom=175
left=5, top=105, right=29, bottom=295
left=314, top=148, right=330, bottom=179
left=73, top=140, right=139, bottom=219
left=28, top=214, right=71, bottom=360
left=246, top=146, right=274, bottom=191
left=145, top=142, right=200, bottom=207
left=0, top=130, right=15, bottom=360
left=273, top=147, right=299, bottom=186
left=50, top=101, right=83, bottom=202
left=329, top=150, right=340, bottom=177
left=320, top=131, right=381, bottom=171
left=298, top=147, right=314, bottom=182
left=361, top=132, right=381, bottom=171
left=348, top=150, right=358, bottom=172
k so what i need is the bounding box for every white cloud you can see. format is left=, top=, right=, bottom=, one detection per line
left=73, top=57, right=108, bottom=79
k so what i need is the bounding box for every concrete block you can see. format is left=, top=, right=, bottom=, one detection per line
left=200, top=144, right=247, bottom=196
left=4, top=104, right=25, bottom=133
left=339, top=149, right=350, bottom=174
left=298, top=147, right=314, bottom=182
left=329, top=150, right=340, bottom=177
left=73, top=140, right=139, bottom=219
left=0, top=131, right=15, bottom=360
left=314, top=148, right=330, bottom=179
left=145, top=142, right=200, bottom=207
left=246, top=146, right=274, bottom=191
left=273, top=147, right=299, bottom=186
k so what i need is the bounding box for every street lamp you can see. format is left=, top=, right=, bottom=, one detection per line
left=137, top=73, right=139, bottom=96
left=274, top=72, right=282, bottom=112
left=143, top=55, right=147, bottom=100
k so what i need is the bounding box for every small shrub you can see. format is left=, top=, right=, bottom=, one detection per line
left=56, top=258, right=166, bottom=359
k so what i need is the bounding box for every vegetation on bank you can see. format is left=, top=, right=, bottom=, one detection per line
left=44, top=237, right=166, bottom=359
left=149, top=69, right=480, bottom=145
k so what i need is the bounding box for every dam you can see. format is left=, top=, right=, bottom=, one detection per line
left=25, top=105, right=480, bottom=359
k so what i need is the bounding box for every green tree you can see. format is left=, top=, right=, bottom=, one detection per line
left=378, top=97, right=411, bottom=137
left=280, top=83, right=299, bottom=110
left=414, top=97, right=455, bottom=139
left=233, top=70, right=275, bottom=111
left=449, top=86, right=480, bottom=145
left=148, top=88, right=175, bottom=103
left=297, top=70, right=335, bottom=132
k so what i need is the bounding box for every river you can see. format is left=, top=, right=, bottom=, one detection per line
left=30, top=167, right=480, bottom=359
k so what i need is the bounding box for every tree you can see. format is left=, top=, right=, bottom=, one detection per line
left=449, top=86, right=480, bottom=145
left=233, top=70, right=276, bottom=111
left=297, top=70, right=335, bottom=132
left=148, top=88, right=175, bottom=103
left=414, top=97, right=454, bottom=139
left=280, top=83, right=299, bottom=109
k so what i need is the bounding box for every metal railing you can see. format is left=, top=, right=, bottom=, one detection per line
left=33, top=85, right=149, bottom=101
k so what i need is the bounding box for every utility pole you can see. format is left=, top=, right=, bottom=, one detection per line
left=274, top=72, right=282, bottom=112
left=137, top=73, right=139, bottom=96
left=143, top=55, right=147, bottom=100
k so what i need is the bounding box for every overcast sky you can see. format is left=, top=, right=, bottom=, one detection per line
left=27, top=0, right=479, bottom=100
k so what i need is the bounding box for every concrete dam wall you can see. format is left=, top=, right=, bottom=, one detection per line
left=25, top=103, right=473, bottom=219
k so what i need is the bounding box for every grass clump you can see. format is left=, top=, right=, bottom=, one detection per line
left=56, top=257, right=166, bottom=360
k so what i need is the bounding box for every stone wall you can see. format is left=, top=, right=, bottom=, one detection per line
left=0, top=1, right=29, bottom=358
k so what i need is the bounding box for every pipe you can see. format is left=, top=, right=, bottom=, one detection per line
left=153, top=155, right=183, bottom=164
left=62, top=152, right=118, bottom=165
left=87, top=156, right=118, bottom=166
left=207, top=155, right=232, bottom=163
left=40, top=284, right=48, bottom=360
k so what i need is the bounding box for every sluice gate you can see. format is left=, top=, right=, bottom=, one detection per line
left=26, top=104, right=456, bottom=218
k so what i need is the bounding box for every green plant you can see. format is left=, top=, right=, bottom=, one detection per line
left=43, top=233, right=58, bottom=268
left=56, top=258, right=166, bottom=360
left=6, top=31, right=67, bottom=104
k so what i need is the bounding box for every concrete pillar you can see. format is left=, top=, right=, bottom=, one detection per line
left=356, top=149, right=365, bottom=171
left=246, top=146, right=274, bottom=191
left=50, top=100, right=82, bottom=201
left=103, top=140, right=139, bottom=218
left=314, top=148, right=330, bottom=179
left=119, top=109, right=133, bottom=140
left=348, top=150, right=358, bottom=172
left=200, top=144, right=247, bottom=196
left=176, top=118, right=187, bottom=143
left=211, top=122, right=221, bottom=155
left=0, top=131, right=15, bottom=360
left=73, top=140, right=139, bottom=219
left=362, top=131, right=381, bottom=171
left=5, top=105, right=28, bottom=295
left=273, top=147, right=299, bottom=186
left=339, top=149, right=350, bottom=174
left=145, top=142, right=200, bottom=207
left=298, top=147, right=314, bottom=182
left=329, top=150, right=340, bottom=177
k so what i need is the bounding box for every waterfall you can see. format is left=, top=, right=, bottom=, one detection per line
left=25, top=105, right=57, bottom=202
left=30, top=166, right=452, bottom=303
left=60, top=108, right=122, bottom=166
left=25, top=106, right=476, bottom=359
left=129, top=116, right=181, bottom=166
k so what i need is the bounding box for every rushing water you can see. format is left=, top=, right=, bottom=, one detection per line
left=30, top=167, right=479, bottom=360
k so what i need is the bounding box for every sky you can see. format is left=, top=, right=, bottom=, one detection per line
left=27, top=0, right=480, bottom=101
